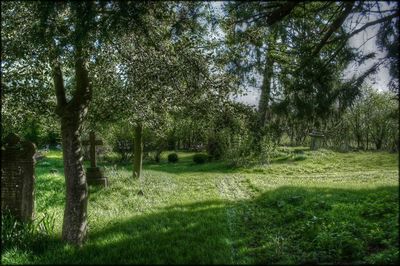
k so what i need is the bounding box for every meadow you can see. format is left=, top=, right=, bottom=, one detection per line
left=2, top=148, right=399, bottom=264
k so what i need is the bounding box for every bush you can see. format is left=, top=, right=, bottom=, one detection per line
left=103, top=123, right=135, bottom=162
left=224, top=134, right=252, bottom=167
left=168, top=153, right=178, bottom=163
left=114, top=139, right=133, bottom=162
left=193, top=153, right=209, bottom=164
left=293, top=154, right=307, bottom=161
left=207, top=131, right=230, bottom=160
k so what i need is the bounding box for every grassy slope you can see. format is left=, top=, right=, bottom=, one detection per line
left=2, top=149, right=398, bottom=264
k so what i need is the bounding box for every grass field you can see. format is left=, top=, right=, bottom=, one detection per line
left=1, top=148, right=399, bottom=264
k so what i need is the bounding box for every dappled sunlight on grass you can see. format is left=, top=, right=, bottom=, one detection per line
left=43, top=150, right=63, bottom=159
left=3, top=148, right=398, bottom=264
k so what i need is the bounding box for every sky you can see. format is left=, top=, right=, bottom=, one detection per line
left=344, top=2, right=393, bottom=92
left=210, top=2, right=396, bottom=107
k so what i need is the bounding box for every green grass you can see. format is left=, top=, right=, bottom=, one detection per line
left=1, top=149, right=398, bottom=264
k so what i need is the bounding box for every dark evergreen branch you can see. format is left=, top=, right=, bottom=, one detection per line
left=311, top=1, right=355, bottom=58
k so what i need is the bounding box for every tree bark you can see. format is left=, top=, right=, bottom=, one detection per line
left=258, top=49, right=275, bottom=129
left=133, top=123, right=143, bottom=178
left=60, top=113, right=88, bottom=245
left=155, top=149, right=162, bottom=163
left=52, top=47, right=91, bottom=246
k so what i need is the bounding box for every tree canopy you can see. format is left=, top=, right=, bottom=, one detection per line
left=1, top=0, right=398, bottom=246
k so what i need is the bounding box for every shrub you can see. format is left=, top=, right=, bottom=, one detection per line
left=103, top=123, right=135, bottom=162
left=193, top=153, right=209, bottom=164
left=224, top=134, right=254, bottom=167
left=168, top=153, right=178, bottom=163
left=207, top=136, right=223, bottom=160
left=293, top=154, right=307, bottom=161
left=293, top=148, right=305, bottom=154
left=114, top=139, right=133, bottom=162
left=207, top=130, right=230, bottom=160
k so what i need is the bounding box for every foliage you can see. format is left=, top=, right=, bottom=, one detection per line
left=375, top=1, right=399, bottom=96
left=2, top=0, right=398, bottom=251
left=219, top=1, right=398, bottom=152
left=168, top=153, right=179, bottom=163
left=207, top=133, right=226, bottom=160
left=224, top=132, right=277, bottom=167
left=326, top=86, right=399, bottom=151
left=108, top=124, right=135, bottom=162
left=1, top=105, right=60, bottom=147
left=206, top=102, right=257, bottom=160
left=193, top=153, right=209, bottom=164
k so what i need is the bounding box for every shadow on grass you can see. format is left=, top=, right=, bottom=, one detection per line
left=29, top=185, right=398, bottom=264
left=37, top=149, right=313, bottom=177
left=35, top=155, right=64, bottom=170
left=143, top=160, right=237, bottom=174
left=96, top=156, right=239, bottom=175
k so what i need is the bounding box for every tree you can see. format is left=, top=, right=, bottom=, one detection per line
left=335, top=86, right=398, bottom=151
left=86, top=2, right=234, bottom=179
left=220, top=1, right=398, bottom=149
left=2, top=1, right=162, bottom=245
left=221, top=3, right=355, bottom=142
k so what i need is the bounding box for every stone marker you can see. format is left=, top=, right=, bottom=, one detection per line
left=309, top=130, right=325, bottom=150
left=1, top=133, right=36, bottom=221
left=82, top=131, right=108, bottom=187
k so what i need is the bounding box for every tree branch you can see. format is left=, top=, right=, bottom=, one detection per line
left=233, top=1, right=299, bottom=26
left=69, top=46, right=92, bottom=111
left=311, top=1, right=355, bottom=58
left=52, top=63, right=67, bottom=116
left=265, top=1, right=299, bottom=26
left=344, top=11, right=399, bottom=39
left=327, top=10, right=399, bottom=44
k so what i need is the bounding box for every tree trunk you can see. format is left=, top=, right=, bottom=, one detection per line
left=60, top=113, right=88, bottom=245
left=290, top=122, right=294, bottom=146
left=376, top=140, right=382, bottom=150
left=254, top=36, right=276, bottom=151
left=258, top=55, right=274, bottom=129
left=52, top=45, right=91, bottom=245
left=155, top=149, right=162, bottom=163
left=133, top=123, right=143, bottom=178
